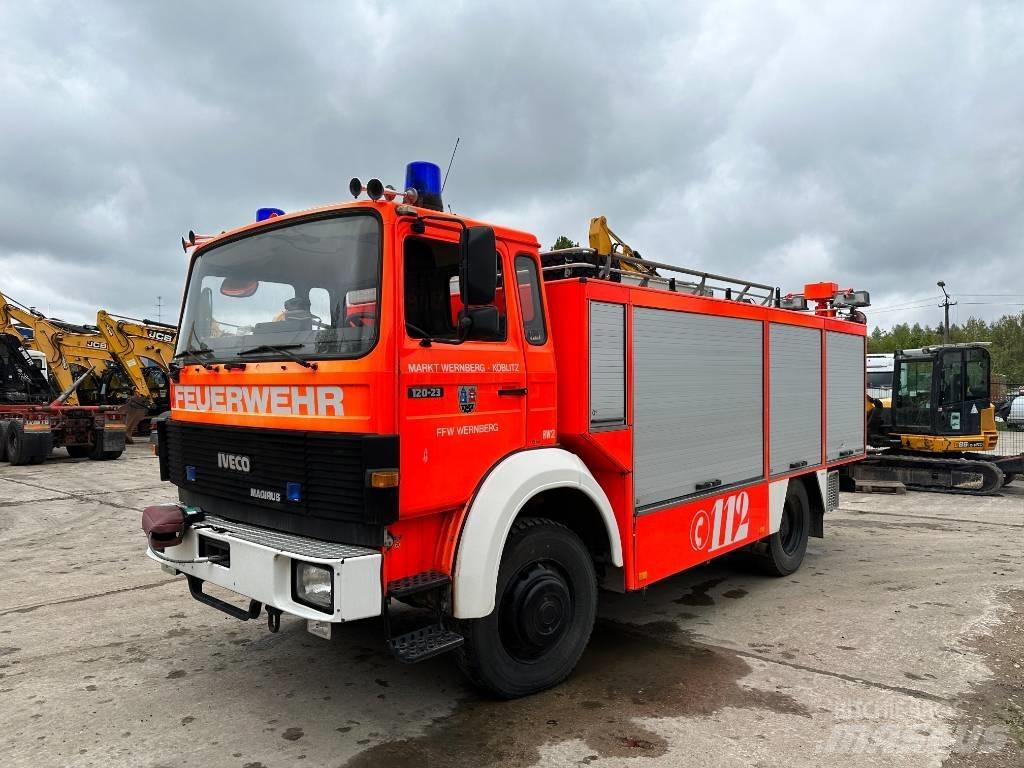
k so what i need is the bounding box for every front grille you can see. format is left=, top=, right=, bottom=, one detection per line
left=162, top=421, right=397, bottom=546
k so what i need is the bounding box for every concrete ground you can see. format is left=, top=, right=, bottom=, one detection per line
left=1, top=445, right=1022, bottom=768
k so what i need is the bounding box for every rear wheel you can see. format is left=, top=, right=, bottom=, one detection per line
left=90, top=445, right=123, bottom=461
left=66, top=445, right=91, bottom=459
left=1003, top=473, right=1017, bottom=486
left=760, top=481, right=810, bottom=576
left=0, top=421, right=8, bottom=462
left=456, top=518, right=597, bottom=699
left=6, top=421, right=30, bottom=466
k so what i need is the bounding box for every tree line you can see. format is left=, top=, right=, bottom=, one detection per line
left=869, top=313, right=1024, bottom=382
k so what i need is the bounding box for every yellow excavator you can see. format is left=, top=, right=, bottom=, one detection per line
left=588, top=216, right=660, bottom=279
left=0, top=294, right=119, bottom=407
left=94, top=310, right=175, bottom=421
left=850, top=343, right=1022, bottom=494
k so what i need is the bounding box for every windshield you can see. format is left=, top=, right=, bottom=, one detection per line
left=176, top=214, right=381, bottom=362
left=866, top=371, right=892, bottom=389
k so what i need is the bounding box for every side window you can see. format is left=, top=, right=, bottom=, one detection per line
left=965, top=349, right=989, bottom=400
left=404, top=237, right=506, bottom=341
left=515, top=255, right=547, bottom=345
left=940, top=352, right=964, bottom=406
left=309, top=287, right=333, bottom=326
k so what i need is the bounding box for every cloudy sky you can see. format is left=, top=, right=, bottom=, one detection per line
left=1, top=1, right=1022, bottom=331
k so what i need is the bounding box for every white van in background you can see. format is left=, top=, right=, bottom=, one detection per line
left=866, top=353, right=894, bottom=399
left=27, top=349, right=48, bottom=382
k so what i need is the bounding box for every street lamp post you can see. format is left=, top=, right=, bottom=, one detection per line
left=937, top=281, right=956, bottom=345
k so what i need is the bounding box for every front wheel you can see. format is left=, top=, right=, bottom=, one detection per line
left=759, top=480, right=810, bottom=576
left=456, top=518, right=597, bottom=698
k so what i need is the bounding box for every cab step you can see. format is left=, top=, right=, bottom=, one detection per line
left=387, top=570, right=450, bottom=601
left=388, top=624, right=464, bottom=663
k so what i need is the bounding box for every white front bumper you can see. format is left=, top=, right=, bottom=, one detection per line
left=149, top=515, right=382, bottom=622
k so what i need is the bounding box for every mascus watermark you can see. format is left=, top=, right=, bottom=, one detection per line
left=817, top=723, right=1008, bottom=755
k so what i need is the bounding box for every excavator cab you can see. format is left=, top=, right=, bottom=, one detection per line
left=891, top=345, right=993, bottom=444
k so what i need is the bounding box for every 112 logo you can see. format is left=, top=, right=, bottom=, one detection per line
left=690, top=491, right=750, bottom=553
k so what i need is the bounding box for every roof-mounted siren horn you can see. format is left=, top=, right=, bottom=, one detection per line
left=349, top=177, right=419, bottom=205
left=181, top=229, right=218, bottom=253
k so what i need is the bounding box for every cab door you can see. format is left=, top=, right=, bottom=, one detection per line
left=938, top=348, right=988, bottom=436
left=398, top=232, right=527, bottom=517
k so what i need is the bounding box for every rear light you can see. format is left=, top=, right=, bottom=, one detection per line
left=293, top=561, right=333, bottom=612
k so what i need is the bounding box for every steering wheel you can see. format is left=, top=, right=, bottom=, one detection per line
left=346, top=312, right=376, bottom=328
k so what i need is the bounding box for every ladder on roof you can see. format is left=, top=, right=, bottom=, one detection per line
left=540, top=246, right=778, bottom=306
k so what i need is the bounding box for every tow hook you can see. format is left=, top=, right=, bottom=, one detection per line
left=266, top=606, right=282, bottom=633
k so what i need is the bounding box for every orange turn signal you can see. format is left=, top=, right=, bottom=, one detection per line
left=368, top=470, right=399, bottom=489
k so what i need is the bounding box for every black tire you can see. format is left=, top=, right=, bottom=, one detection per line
left=456, top=517, right=597, bottom=699
left=90, top=446, right=124, bottom=461
left=6, top=421, right=30, bottom=466
left=66, top=445, right=91, bottom=459
left=760, top=480, right=811, bottom=576
left=0, top=421, right=8, bottom=462
left=1003, top=473, right=1017, bottom=486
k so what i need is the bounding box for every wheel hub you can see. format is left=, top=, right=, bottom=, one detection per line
left=499, top=562, right=572, bottom=660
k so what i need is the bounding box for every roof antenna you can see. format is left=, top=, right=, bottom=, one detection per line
left=441, top=136, right=460, bottom=194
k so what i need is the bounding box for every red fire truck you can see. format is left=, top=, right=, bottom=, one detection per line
left=143, top=162, right=868, bottom=697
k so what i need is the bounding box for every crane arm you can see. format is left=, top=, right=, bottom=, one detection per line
left=587, top=216, right=659, bottom=278
left=96, top=310, right=177, bottom=400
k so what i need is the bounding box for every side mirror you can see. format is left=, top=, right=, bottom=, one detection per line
left=460, top=226, right=497, bottom=306
left=462, top=306, right=502, bottom=340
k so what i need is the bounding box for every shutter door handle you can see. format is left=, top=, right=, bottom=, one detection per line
left=695, top=479, right=722, bottom=491
left=498, top=387, right=528, bottom=397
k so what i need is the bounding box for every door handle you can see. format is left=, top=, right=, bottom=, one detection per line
left=498, top=387, right=528, bottom=397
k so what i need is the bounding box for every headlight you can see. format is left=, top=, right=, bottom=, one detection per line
left=293, top=561, right=333, bottom=612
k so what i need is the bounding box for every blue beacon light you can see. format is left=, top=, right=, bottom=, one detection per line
left=404, top=162, right=443, bottom=212
left=256, top=207, right=285, bottom=222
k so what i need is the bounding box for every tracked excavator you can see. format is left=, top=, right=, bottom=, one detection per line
left=94, top=310, right=175, bottom=436
left=849, top=343, right=1024, bottom=494
left=0, top=292, right=157, bottom=427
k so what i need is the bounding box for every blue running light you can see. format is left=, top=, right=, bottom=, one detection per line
left=404, top=162, right=443, bottom=211
left=185, top=465, right=197, bottom=482
left=256, top=207, right=285, bottom=222
left=286, top=482, right=302, bottom=503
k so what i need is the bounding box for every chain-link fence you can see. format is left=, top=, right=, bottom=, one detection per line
left=993, top=379, right=1024, bottom=456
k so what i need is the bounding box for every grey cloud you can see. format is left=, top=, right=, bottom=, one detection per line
left=0, top=1, right=1022, bottom=330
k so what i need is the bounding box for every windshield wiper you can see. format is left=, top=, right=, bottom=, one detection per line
left=237, top=344, right=316, bottom=369
left=172, top=324, right=215, bottom=369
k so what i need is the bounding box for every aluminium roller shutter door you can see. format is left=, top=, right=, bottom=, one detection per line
left=633, top=307, right=763, bottom=510
left=769, top=324, right=822, bottom=475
